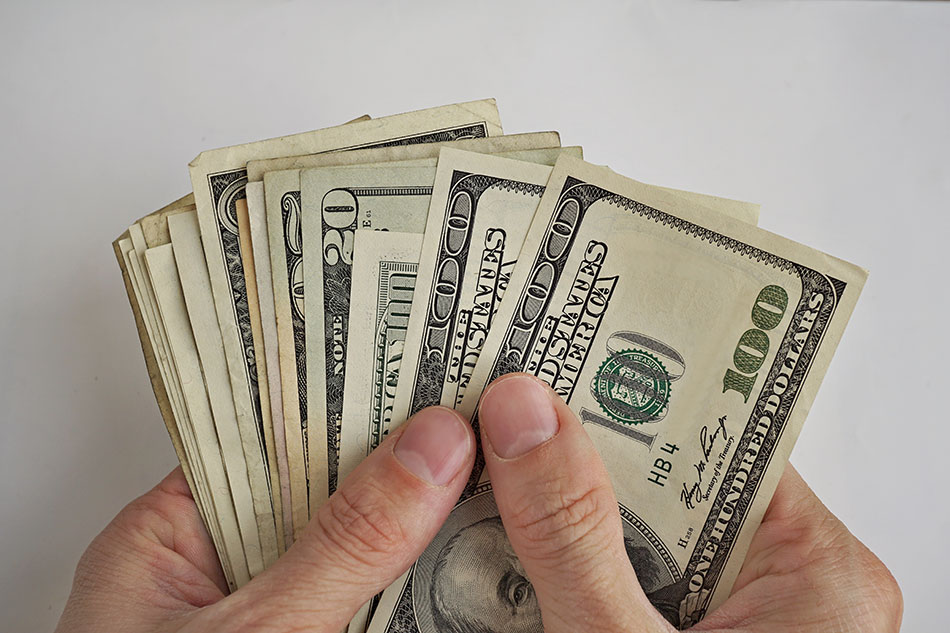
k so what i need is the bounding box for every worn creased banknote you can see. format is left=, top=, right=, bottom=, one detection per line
left=367, top=156, right=864, bottom=631
left=339, top=230, right=423, bottom=487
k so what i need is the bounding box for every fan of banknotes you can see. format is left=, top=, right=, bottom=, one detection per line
left=113, top=99, right=866, bottom=631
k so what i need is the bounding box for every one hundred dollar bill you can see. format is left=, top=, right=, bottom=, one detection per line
left=390, top=148, right=555, bottom=425
left=368, top=156, right=865, bottom=631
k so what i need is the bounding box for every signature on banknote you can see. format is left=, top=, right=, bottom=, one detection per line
left=680, top=415, right=733, bottom=510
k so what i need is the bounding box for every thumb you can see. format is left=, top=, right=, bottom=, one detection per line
left=479, top=374, right=673, bottom=633
left=202, top=406, right=475, bottom=632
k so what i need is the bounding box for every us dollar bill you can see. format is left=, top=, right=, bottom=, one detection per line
left=255, top=138, right=561, bottom=515
left=390, top=149, right=555, bottom=425
left=189, top=100, right=502, bottom=551
left=301, top=165, right=436, bottom=502
left=234, top=197, right=285, bottom=554
left=367, top=156, right=865, bottom=632
left=123, top=222, right=248, bottom=584
left=120, top=233, right=234, bottom=585
left=168, top=212, right=266, bottom=580
left=338, top=229, right=423, bottom=633
left=145, top=243, right=251, bottom=587
left=250, top=114, right=507, bottom=538
left=391, top=149, right=760, bottom=427
left=300, top=147, right=579, bottom=506
left=338, top=231, right=423, bottom=486
left=240, top=117, right=377, bottom=551
left=244, top=181, right=294, bottom=551
left=268, top=161, right=440, bottom=536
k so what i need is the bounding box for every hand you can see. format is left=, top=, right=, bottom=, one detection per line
left=476, top=373, right=904, bottom=632
left=55, top=406, right=476, bottom=633
left=57, top=374, right=903, bottom=633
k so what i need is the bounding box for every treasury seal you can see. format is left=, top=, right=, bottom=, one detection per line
left=592, top=348, right=671, bottom=425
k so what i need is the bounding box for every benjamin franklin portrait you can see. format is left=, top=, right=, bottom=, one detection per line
left=408, top=486, right=683, bottom=633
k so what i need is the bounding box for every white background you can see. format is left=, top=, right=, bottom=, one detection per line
left=1, top=1, right=947, bottom=630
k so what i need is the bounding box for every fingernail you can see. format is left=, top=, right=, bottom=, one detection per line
left=393, top=407, right=471, bottom=486
left=480, top=375, right=559, bottom=459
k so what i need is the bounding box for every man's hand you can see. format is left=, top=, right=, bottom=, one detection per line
left=55, top=406, right=475, bottom=633
left=57, top=373, right=903, bottom=632
left=477, top=373, right=904, bottom=632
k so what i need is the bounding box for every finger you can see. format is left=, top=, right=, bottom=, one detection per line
left=149, top=466, right=231, bottom=593
left=479, top=373, right=672, bottom=633
left=208, top=406, right=475, bottom=632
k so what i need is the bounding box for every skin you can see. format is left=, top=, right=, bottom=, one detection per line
left=56, top=375, right=902, bottom=633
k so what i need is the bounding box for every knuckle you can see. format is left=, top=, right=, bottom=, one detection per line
left=816, top=522, right=904, bottom=631
left=117, top=497, right=168, bottom=535
left=863, top=552, right=904, bottom=627
left=187, top=599, right=326, bottom=633
left=314, top=482, right=406, bottom=567
left=508, top=478, right=614, bottom=560
left=113, top=486, right=191, bottom=544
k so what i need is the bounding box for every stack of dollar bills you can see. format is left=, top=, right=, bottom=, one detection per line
left=114, top=98, right=866, bottom=631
